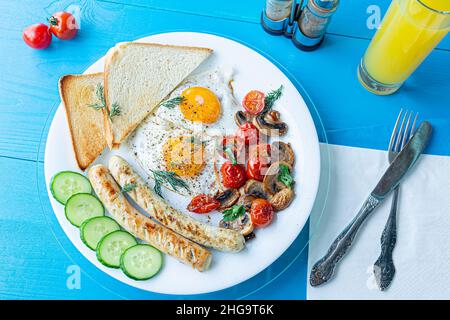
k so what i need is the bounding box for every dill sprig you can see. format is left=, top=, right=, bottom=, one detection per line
left=121, top=183, right=137, bottom=193
left=264, top=85, right=284, bottom=112
left=151, top=170, right=190, bottom=198
left=88, top=84, right=106, bottom=110
left=109, top=103, right=121, bottom=119
left=160, top=96, right=185, bottom=108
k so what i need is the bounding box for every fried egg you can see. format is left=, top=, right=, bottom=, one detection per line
left=152, top=67, right=239, bottom=136
left=128, top=117, right=220, bottom=196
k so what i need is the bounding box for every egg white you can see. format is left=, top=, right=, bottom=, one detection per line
left=128, top=117, right=221, bottom=197
left=153, top=66, right=239, bottom=138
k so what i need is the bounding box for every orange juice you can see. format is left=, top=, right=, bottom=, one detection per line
left=359, top=0, right=450, bottom=95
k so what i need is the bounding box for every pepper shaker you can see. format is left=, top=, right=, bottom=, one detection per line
left=292, top=0, right=339, bottom=51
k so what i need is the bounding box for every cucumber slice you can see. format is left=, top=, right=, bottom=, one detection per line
left=51, top=171, right=92, bottom=204
left=65, top=193, right=104, bottom=227
left=120, top=245, right=163, bottom=280
left=80, top=216, right=121, bottom=250
left=97, top=231, right=137, bottom=268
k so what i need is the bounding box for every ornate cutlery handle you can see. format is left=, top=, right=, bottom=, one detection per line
left=373, top=187, right=398, bottom=291
left=310, top=195, right=380, bottom=287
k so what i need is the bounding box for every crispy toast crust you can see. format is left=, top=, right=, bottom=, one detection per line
left=103, top=42, right=213, bottom=149
left=59, top=73, right=106, bottom=170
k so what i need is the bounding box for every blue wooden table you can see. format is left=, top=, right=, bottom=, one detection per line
left=0, top=0, right=449, bottom=300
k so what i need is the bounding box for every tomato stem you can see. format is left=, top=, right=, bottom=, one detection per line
left=48, top=16, right=58, bottom=26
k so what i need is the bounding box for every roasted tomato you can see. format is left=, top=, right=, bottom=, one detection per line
left=242, top=90, right=265, bottom=115
left=236, top=122, right=260, bottom=146
left=246, top=144, right=271, bottom=181
left=221, top=162, right=247, bottom=189
left=250, top=198, right=274, bottom=228
left=48, top=11, right=78, bottom=40
left=187, top=194, right=220, bottom=214
left=23, top=23, right=52, bottom=49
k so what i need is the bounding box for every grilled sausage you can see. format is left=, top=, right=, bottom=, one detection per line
left=88, top=164, right=212, bottom=271
left=108, top=156, right=245, bottom=252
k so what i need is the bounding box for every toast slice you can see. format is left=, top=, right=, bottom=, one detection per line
left=103, top=42, right=213, bottom=149
left=59, top=73, right=106, bottom=170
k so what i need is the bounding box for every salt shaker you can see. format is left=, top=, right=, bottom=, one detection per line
left=261, top=0, right=295, bottom=35
left=293, top=0, right=339, bottom=50
left=266, top=0, right=294, bottom=21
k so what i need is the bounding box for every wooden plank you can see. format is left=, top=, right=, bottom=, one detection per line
left=0, top=157, right=117, bottom=299
left=1, top=0, right=449, bottom=163
left=119, top=0, right=450, bottom=50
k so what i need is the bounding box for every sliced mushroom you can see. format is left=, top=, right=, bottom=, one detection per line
left=215, top=188, right=240, bottom=210
left=263, top=161, right=295, bottom=211
left=244, top=232, right=256, bottom=242
left=269, top=187, right=294, bottom=211
left=271, top=141, right=295, bottom=166
left=243, top=179, right=269, bottom=199
left=263, top=161, right=293, bottom=194
left=235, top=111, right=253, bottom=127
left=253, top=110, right=288, bottom=137
left=219, top=213, right=254, bottom=236
left=243, top=194, right=257, bottom=212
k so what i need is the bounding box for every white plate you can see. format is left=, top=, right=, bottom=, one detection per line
left=44, top=32, right=320, bottom=295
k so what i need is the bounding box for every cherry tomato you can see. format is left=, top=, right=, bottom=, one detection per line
left=250, top=198, right=274, bottom=228
left=221, top=162, right=247, bottom=189
left=236, top=122, right=260, bottom=146
left=187, top=194, right=220, bottom=214
left=242, top=90, right=265, bottom=115
left=49, top=12, right=78, bottom=40
left=23, top=23, right=52, bottom=49
left=246, top=144, right=271, bottom=181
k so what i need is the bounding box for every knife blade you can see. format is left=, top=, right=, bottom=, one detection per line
left=309, top=121, right=432, bottom=287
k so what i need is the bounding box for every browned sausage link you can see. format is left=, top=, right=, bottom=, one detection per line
left=88, top=164, right=212, bottom=271
left=108, top=156, right=245, bottom=252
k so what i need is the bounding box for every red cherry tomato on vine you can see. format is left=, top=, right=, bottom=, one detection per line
left=49, top=12, right=78, bottom=40
left=221, top=162, right=247, bottom=189
left=23, top=23, right=52, bottom=49
left=236, top=122, right=259, bottom=146
left=187, top=194, right=220, bottom=214
left=242, top=90, right=265, bottom=115
left=250, top=198, right=274, bottom=228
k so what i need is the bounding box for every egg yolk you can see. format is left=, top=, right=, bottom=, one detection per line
left=180, top=87, right=221, bottom=124
left=163, top=136, right=205, bottom=177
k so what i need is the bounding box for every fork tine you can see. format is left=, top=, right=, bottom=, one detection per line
left=400, top=112, right=413, bottom=148
left=409, top=113, right=418, bottom=140
left=389, top=109, right=403, bottom=152
left=394, top=110, right=408, bottom=152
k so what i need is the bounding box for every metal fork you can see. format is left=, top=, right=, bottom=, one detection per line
left=373, top=109, right=418, bottom=291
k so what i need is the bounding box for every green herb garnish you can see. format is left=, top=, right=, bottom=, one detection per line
left=160, top=96, right=185, bottom=108
left=151, top=170, right=190, bottom=198
left=109, top=103, right=121, bottom=119
left=278, top=164, right=293, bottom=188
left=121, top=183, right=137, bottom=193
left=225, top=147, right=237, bottom=165
left=223, top=205, right=246, bottom=222
left=88, top=84, right=106, bottom=110
left=264, top=85, right=283, bottom=112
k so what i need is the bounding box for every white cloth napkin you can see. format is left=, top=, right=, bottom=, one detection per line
left=307, top=144, right=450, bottom=300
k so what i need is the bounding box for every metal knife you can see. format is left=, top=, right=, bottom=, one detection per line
left=310, top=121, right=432, bottom=287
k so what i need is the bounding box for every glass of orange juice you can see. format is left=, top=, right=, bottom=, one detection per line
left=358, top=0, right=450, bottom=95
